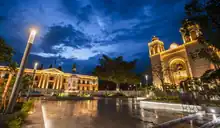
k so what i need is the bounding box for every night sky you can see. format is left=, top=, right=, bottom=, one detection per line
left=0, top=0, right=189, bottom=74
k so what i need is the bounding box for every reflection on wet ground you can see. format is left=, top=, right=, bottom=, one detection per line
left=42, top=98, right=196, bottom=128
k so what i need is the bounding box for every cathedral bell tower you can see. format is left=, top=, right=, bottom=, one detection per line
left=148, top=36, right=165, bottom=88
left=179, top=20, right=202, bottom=44
left=148, top=36, right=165, bottom=56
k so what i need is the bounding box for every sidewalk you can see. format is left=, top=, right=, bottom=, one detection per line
left=22, top=101, right=44, bottom=128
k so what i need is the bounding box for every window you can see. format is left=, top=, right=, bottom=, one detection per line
left=35, top=76, right=39, bottom=81
left=4, top=73, right=9, bottom=79
left=151, top=49, right=154, bottom=55
left=48, top=82, right=53, bottom=89
left=191, top=31, right=197, bottom=40
left=185, top=36, right=191, bottom=43
left=49, top=76, right=54, bottom=80
left=93, top=80, right=96, bottom=85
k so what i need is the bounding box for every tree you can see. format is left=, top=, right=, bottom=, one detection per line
left=57, top=66, right=62, bottom=71
left=185, top=0, right=220, bottom=48
left=184, top=0, right=220, bottom=66
left=0, top=38, right=14, bottom=63
left=39, top=64, right=44, bottom=70
left=152, top=63, right=171, bottom=90
left=1, top=61, right=18, bottom=110
left=48, top=64, right=53, bottom=68
left=20, top=74, right=33, bottom=94
left=0, top=74, right=32, bottom=111
left=72, top=63, right=76, bottom=73
left=93, top=55, right=138, bottom=91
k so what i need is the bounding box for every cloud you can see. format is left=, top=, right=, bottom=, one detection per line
left=33, top=41, right=147, bottom=60
left=41, top=24, right=91, bottom=51
left=1, top=0, right=190, bottom=73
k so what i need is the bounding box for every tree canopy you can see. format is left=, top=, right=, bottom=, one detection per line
left=57, top=66, right=62, bottom=71
left=184, top=0, right=220, bottom=66
left=72, top=63, right=76, bottom=73
left=93, top=55, right=140, bottom=89
left=185, top=0, right=220, bottom=48
left=0, top=38, right=14, bottom=64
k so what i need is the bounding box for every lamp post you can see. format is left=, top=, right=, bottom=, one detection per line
left=5, top=29, right=37, bottom=113
left=27, top=62, right=38, bottom=99
left=145, top=75, right=148, bottom=86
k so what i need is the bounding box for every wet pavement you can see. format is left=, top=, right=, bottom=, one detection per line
left=40, top=98, right=195, bottom=128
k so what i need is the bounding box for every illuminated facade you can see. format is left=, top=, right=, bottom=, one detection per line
left=148, top=24, right=215, bottom=87
left=0, top=66, right=98, bottom=91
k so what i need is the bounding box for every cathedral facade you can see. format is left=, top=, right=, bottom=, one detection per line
left=148, top=24, right=215, bottom=88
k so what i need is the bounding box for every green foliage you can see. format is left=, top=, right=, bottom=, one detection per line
left=72, top=63, right=76, bottom=73
left=21, top=100, right=33, bottom=113
left=77, top=93, right=91, bottom=97
left=48, top=64, right=53, bottom=68
left=20, top=74, right=33, bottom=94
left=57, top=66, right=62, bottom=71
left=150, top=96, right=180, bottom=103
left=0, top=38, right=14, bottom=63
left=7, top=117, right=22, bottom=128
left=184, top=0, right=220, bottom=65
left=93, top=55, right=140, bottom=89
left=185, top=0, right=220, bottom=49
left=5, top=100, right=34, bottom=128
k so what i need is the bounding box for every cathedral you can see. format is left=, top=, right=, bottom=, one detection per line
left=148, top=23, right=215, bottom=88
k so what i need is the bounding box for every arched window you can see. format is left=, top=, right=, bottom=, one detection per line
left=185, top=35, right=191, bottom=43
left=191, top=31, right=197, bottom=40
left=151, top=49, right=154, bottom=55
left=35, top=76, right=39, bottom=81
left=154, top=46, right=157, bottom=53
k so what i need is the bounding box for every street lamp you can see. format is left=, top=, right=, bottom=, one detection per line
left=145, top=75, right=148, bottom=85
left=27, top=62, right=38, bottom=98
left=5, top=28, right=37, bottom=113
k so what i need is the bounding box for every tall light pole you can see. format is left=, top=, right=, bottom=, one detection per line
left=145, top=75, right=148, bottom=86
left=27, top=62, right=38, bottom=99
left=5, top=29, right=37, bottom=113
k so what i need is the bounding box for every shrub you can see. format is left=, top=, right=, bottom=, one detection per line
left=5, top=100, right=34, bottom=128
left=7, top=117, right=22, bottom=128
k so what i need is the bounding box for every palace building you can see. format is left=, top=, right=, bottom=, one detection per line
left=0, top=66, right=98, bottom=91
left=148, top=23, right=215, bottom=88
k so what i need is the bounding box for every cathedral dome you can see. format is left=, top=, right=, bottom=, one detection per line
left=170, top=43, right=179, bottom=49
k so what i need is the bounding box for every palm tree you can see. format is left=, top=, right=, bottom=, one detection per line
left=72, top=63, right=76, bottom=73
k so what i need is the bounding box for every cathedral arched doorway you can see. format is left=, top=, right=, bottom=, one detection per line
left=169, top=58, right=189, bottom=85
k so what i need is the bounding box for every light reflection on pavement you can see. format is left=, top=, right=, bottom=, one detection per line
left=41, top=99, right=193, bottom=128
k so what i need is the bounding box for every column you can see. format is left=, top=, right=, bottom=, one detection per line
left=41, top=74, right=46, bottom=88
left=56, top=75, right=60, bottom=89
left=89, top=81, right=93, bottom=90
left=153, top=48, right=155, bottom=54
left=38, top=74, right=43, bottom=88
left=181, top=34, right=186, bottom=44
left=45, top=74, right=49, bottom=89
left=59, top=76, right=63, bottom=89
left=158, top=45, right=161, bottom=53
left=52, top=75, right=56, bottom=89
left=95, top=86, right=98, bottom=91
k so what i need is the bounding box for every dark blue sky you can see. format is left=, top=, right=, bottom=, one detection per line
left=0, top=0, right=189, bottom=74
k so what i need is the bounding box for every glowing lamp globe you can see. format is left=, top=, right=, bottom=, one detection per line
left=170, top=43, right=179, bottom=49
